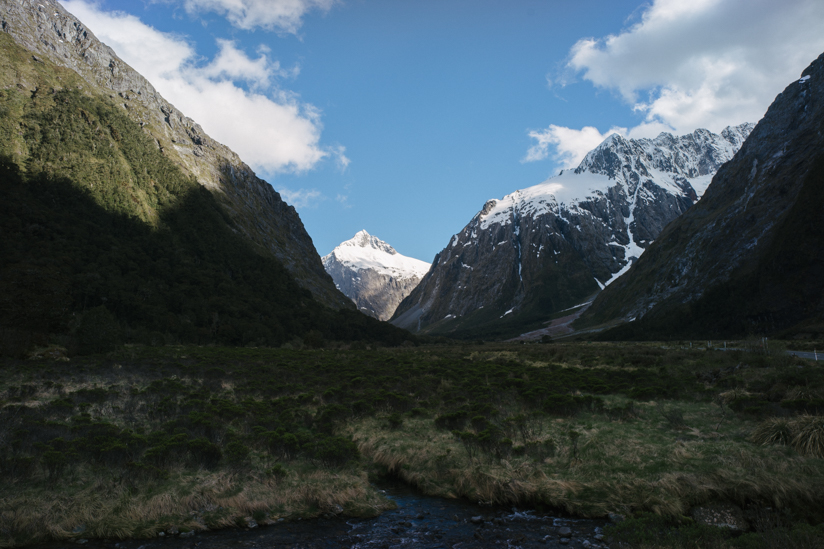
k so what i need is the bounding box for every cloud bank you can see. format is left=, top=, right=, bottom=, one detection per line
left=180, top=0, right=337, bottom=33
left=63, top=0, right=343, bottom=179
left=527, top=0, right=824, bottom=169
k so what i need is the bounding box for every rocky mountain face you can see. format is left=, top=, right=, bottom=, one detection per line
left=323, top=231, right=430, bottom=321
left=578, top=53, right=824, bottom=339
left=391, top=124, right=753, bottom=337
left=0, top=0, right=349, bottom=309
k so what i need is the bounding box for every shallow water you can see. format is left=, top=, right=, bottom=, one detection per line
left=40, top=480, right=609, bottom=549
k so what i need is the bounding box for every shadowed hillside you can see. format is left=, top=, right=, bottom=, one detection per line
left=0, top=80, right=411, bottom=355
left=577, top=52, right=824, bottom=340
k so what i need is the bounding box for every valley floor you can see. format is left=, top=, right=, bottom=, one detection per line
left=1, top=341, right=824, bottom=548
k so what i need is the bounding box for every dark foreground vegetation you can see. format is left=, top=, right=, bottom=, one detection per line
left=1, top=341, right=824, bottom=547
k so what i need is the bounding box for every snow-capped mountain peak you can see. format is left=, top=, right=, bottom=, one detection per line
left=323, top=231, right=431, bottom=321
left=340, top=229, right=398, bottom=255
left=575, top=123, right=755, bottom=194
left=391, top=124, right=753, bottom=335
left=325, top=231, right=428, bottom=280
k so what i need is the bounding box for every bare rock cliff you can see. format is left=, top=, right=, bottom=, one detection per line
left=578, top=52, right=824, bottom=338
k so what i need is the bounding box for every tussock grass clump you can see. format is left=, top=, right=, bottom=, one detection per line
left=791, top=415, right=824, bottom=458
left=751, top=417, right=795, bottom=447
left=752, top=415, right=824, bottom=457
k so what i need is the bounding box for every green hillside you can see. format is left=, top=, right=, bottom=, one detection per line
left=0, top=35, right=411, bottom=355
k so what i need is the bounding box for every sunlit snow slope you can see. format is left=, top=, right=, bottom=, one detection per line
left=323, top=231, right=430, bottom=321
left=392, top=124, right=753, bottom=337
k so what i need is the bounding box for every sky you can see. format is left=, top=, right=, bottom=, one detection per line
left=60, top=0, right=824, bottom=263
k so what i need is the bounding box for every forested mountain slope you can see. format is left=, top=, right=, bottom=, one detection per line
left=0, top=0, right=348, bottom=309
left=0, top=30, right=409, bottom=355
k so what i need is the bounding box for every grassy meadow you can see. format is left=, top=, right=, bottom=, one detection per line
left=1, top=341, right=824, bottom=547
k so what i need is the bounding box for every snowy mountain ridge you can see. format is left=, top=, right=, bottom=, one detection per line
left=480, top=124, right=753, bottom=229
left=324, top=230, right=430, bottom=281
left=578, top=52, right=824, bottom=339
left=323, top=231, right=430, bottom=321
left=391, top=124, right=753, bottom=336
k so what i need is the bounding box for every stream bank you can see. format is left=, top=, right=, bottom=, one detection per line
left=37, top=480, right=608, bottom=549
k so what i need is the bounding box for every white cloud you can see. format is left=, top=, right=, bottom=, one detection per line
left=531, top=0, right=824, bottom=168
left=62, top=0, right=331, bottom=174
left=524, top=121, right=676, bottom=169
left=200, top=39, right=286, bottom=89
left=277, top=188, right=323, bottom=208
left=180, top=0, right=337, bottom=33
left=335, top=193, right=351, bottom=208
left=524, top=125, right=625, bottom=168
left=330, top=145, right=350, bottom=171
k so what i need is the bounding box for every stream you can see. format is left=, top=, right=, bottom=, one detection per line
left=40, top=481, right=610, bottom=549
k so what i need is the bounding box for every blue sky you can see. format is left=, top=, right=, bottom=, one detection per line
left=61, top=0, right=824, bottom=262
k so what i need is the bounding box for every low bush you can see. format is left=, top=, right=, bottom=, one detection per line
left=435, top=411, right=468, bottom=431
left=308, top=436, right=358, bottom=467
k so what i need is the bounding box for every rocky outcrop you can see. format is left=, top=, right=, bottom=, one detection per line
left=578, top=53, right=824, bottom=338
left=0, top=0, right=349, bottom=309
left=391, top=125, right=752, bottom=336
left=323, top=231, right=430, bottom=321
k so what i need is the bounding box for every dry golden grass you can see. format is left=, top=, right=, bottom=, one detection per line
left=0, top=465, right=391, bottom=548
left=791, top=415, right=824, bottom=458
left=751, top=415, right=824, bottom=458
left=751, top=417, right=795, bottom=446
left=349, top=406, right=824, bottom=521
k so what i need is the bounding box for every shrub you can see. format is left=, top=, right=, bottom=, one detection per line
left=309, top=436, right=358, bottom=467
left=452, top=430, right=480, bottom=461
left=544, top=394, right=603, bottom=416
left=524, top=438, right=555, bottom=460
left=387, top=412, right=403, bottom=430
left=782, top=399, right=824, bottom=415
left=435, top=411, right=468, bottom=431
left=409, top=407, right=428, bottom=418
left=7, top=456, right=35, bottom=480
left=37, top=442, right=72, bottom=479
left=627, top=386, right=661, bottom=401
left=497, top=437, right=513, bottom=458
left=505, top=412, right=545, bottom=442
left=225, top=441, right=251, bottom=466
left=304, top=330, right=325, bottom=349
left=315, top=404, right=350, bottom=431
left=351, top=400, right=375, bottom=417
left=470, top=415, right=488, bottom=431
left=187, top=437, right=222, bottom=469
left=266, top=463, right=287, bottom=480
